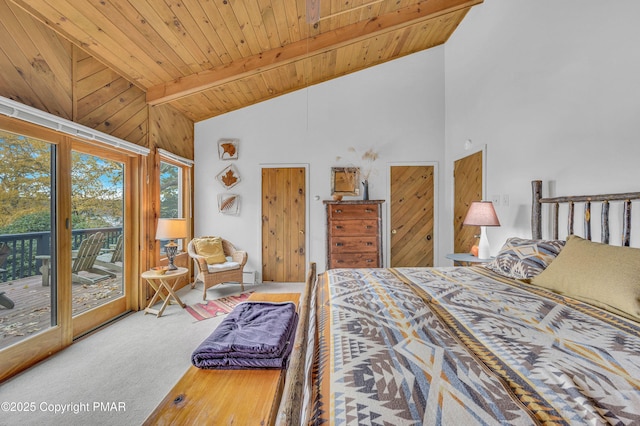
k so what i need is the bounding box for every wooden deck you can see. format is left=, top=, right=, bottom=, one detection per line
left=0, top=273, right=123, bottom=350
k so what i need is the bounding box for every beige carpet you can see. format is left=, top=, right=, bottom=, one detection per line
left=0, top=281, right=303, bottom=426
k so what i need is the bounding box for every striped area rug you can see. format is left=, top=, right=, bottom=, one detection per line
left=185, top=292, right=253, bottom=321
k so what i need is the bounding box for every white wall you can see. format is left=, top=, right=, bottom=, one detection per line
left=445, top=0, right=640, bottom=253
left=195, top=0, right=640, bottom=278
left=195, top=48, right=445, bottom=278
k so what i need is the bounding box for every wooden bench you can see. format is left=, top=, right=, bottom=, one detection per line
left=142, top=292, right=301, bottom=425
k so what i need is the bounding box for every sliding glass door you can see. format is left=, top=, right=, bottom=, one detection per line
left=0, top=115, right=139, bottom=380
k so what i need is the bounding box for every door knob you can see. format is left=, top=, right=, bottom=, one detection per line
left=426, top=235, right=432, bottom=241
left=391, top=229, right=397, bottom=234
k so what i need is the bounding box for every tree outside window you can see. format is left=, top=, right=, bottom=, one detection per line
left=160, top=162, right=181, bottom=219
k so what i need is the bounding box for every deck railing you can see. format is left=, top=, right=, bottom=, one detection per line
left=0, top=227, right=122, bottom=283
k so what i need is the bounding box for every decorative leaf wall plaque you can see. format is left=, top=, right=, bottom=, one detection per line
left=216, top=164, right=240, bottom=189
left=218, top=193, right=240, bottom=215
left=218, top=138, right=239, bottom=160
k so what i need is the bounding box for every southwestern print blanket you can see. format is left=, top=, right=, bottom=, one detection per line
left=310, top=267, right=640, bottom=425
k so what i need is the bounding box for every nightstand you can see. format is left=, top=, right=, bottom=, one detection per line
left=446, top=253, right=494, bottom=266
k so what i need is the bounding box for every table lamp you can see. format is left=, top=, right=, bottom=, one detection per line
left=463, top=201, right=500, bottom=260
left=156, top=218, right=187, bottom=270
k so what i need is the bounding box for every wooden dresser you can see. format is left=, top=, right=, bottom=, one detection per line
left=324, top=200, right=384, bottom=269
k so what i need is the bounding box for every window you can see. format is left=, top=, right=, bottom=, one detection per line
left=158, top=151, right=192, bottom=255
left=70, top=150, right=125, bottom=318
left=0, top=129, right=56, bottom=349
left=160, top=161, right=182, bottom=218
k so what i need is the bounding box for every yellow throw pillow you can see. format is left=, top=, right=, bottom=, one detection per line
left=532, top=235, right=640, bottom=321
left=194, top=236, right=226, bottom=265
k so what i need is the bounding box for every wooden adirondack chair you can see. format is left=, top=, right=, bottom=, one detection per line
left=95, top=234, right=123, bottom=272
left=0, top=242, right=14, bottom=309
left=0, top=242, right=9, bottom=276
left=72, top=232, right=116, bottom=285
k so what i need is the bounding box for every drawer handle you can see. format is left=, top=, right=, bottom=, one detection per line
left=335, top=209, right=343, bottom=213
left=366, top=242, right=373, bottom=246
left=366, top=259, right=373, bottom=263
left=335, top=243, right=343, bottom=246
left=336, top=225, right=343, bottom=229
left=365, top=208, right=373, bottom=213
left=337, top=260, right=344, bottom=264
left=365, top=225, right=373, bottom=229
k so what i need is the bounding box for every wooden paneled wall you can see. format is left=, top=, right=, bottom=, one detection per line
left=73, top=48, right=148, bottom=147
left=0, top=0, right=194, bottom=155
left=149, top=103, right=194, bottom=159
left=0, top=0, right=72, bottom=119
left=0, top=0, right=195, bottom=308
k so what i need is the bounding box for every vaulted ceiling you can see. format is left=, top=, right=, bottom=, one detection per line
left=10, top=0, right=482, bottom=122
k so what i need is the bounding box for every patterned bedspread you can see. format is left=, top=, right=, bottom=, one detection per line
left=310, top=267, right=640, bottom=425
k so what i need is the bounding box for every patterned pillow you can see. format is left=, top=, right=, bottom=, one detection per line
left=194, top=236, right=226, bottom=265
left=485, top=237, right=565, bottom=279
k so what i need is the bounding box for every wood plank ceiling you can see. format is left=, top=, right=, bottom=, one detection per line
left=10, top=0, right=482, bottom=122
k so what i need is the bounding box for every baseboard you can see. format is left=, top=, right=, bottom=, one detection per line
left=243, top=271, right=256, bottom=284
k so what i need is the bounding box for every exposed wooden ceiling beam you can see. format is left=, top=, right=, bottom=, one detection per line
left=146, top=0, right=481, bottom=106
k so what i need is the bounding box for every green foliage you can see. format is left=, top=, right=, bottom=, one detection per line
left=0, top=131, right=52, bottom=230
left=0, top=211, right=51, bottom=233
left=160, top=162, right=180, bottom=218
left=1, top=131, right=124, bottom=234
left=71, top=151, right=123, bottom=229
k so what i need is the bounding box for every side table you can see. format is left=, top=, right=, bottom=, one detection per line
left=142, top=267, right=188, bottom=317
left=446, top=253, right=494, bottom=266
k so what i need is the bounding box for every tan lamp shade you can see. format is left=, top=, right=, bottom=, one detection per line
left=156, top=218, right=187, bottom=270
left=156, top=218, right=188, bottom=241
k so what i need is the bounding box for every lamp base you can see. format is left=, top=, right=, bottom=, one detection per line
left=477, top=226, right=491, bottom=260
left=165, top=243, right=178, bottom=270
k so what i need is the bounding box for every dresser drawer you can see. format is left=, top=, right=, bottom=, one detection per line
left=329, top=236, right=378, bottom=253
left=329, top=219, right=378, bottom=236
left=328, top=204, right=379, bottom=220
left=325, top=200, right=384, bottom=270
left=329, top=253, right=379, bottom=269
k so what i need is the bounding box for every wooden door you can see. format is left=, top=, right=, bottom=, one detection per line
left=453, top=151, right=483, bottom=253
left=261, top=167, right=306, bottom=282
left=390, top=165, right=434, bottom=267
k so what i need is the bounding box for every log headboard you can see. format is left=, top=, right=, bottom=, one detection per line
left=531, top=180, right=640, bottom=246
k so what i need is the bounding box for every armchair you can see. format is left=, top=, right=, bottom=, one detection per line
left=188, top=237, right=247, bottom=300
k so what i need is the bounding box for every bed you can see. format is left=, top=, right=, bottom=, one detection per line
left=276, top=180, right=640, bottom=425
